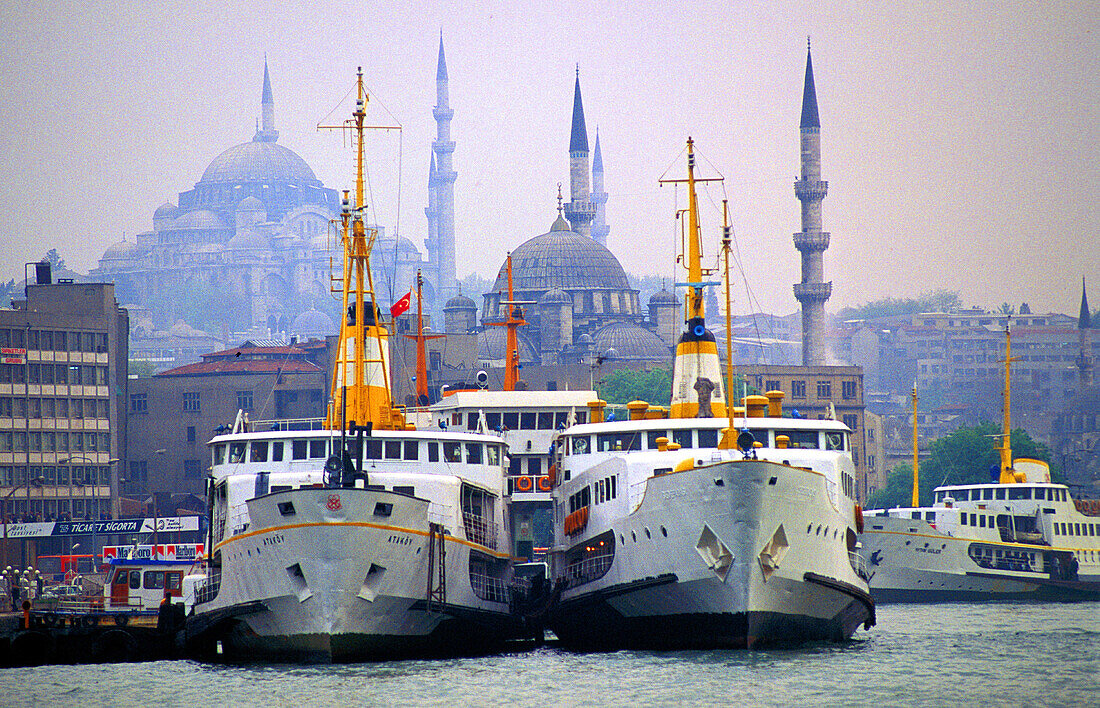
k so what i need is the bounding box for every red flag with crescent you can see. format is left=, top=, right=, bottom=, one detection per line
left=390, top=291, right=412, bottom=318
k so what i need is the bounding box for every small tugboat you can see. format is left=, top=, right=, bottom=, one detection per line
left=861, top=324, right=1100, bottom=602
left=185, top=69, right=522, bottom=662
left=546, top=139, right=874, bottom=649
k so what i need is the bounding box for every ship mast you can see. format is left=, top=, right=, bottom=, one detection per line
left=322, top=68, right=404, bottom=431
left=998, top=320, right=1017, bottom=484
left=404, top=270, right=443, bottom=406
left=911, top=383, right=919, bottom=507
left=661, top=138, right=727, bottom=419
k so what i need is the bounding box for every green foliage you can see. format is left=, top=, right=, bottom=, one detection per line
left=41, top=248, right=66, bottom=271
left=598, top=367, right=673, bottom=406
left=459, top=272, right=494, bottom=300
left=128, top=359, right=157, bottom=378
left=837, top=289, right=962, bottom=322
left=0, top=278, right=14, bottom=308
left=867, top=422, right=1057, bottom=509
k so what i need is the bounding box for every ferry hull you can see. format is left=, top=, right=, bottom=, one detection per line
left=188, top=488, right=520, bottom=662
left=550, top=459, right=874, bottom=650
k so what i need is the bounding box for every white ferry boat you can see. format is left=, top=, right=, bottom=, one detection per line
left=861, top=326, right=1100, bottom=602
left=186, top=71, right=521, bottom=661
left=545, top=140, right=874, bottom=649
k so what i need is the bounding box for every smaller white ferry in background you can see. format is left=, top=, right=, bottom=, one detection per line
left=861, top=324, right=1100, bottom=602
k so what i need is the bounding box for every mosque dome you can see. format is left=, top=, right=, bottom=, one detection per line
left=491, top=220, right=631, bottom=294
left=236, top=196, right=266, bottom=214
left=153, top=202, right=179, bottom=221
left=591, top=320, right=672, bottom=361
left=168, top=320, right=209, bottom=338
left=227, top=229, right=269, bottom=250
left=103, top=238, right=142, bottom=261
left=445, top=292, right=477, bottom=311
left=539, top=288, right=571, bottom=305
left=477, top=327, right=538, bottom=364
left=649, top=289, right=678, bottom=305
left=200, top=141, right=319, bottom=185
left=173, top=209, right=226, bottom=231
left=290, top=307, right=338, bottom=339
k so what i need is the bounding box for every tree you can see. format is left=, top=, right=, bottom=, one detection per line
left=0, top=278, right=14, bottom=308
left=997, top=302, right=1016, bottom=316
left=41, top=249, right=66, bottom=271
left=867, top=422, right=1059, bottom=509
left=598, top=368, right=673, bottom=406
left=837, top=289, right=962, bottom=321
left=128, top=359, right=157, bottom=378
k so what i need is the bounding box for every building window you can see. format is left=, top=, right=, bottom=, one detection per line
left=183, top=460, right=201, bottom=479
left=842, top=380, right=857, bottom=400
left=843, top=414, right=858, bottom=431
left=765, top=380, right=781, bottom=393
left=183, top=392, right=200, bottom=412
left=187, top=426, right=196, bottom=443
left=791, top=380, right=807, bottom=398
left=816, top=381, right=832, bottom=399
left=130, top=393, right=148, bottom=414
left=236, top=390, right=253, bottom=411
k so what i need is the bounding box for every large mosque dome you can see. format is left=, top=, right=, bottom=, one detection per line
left=200, top=141, right=320, bottom=185
left=490, top=216, right=630, bottom=293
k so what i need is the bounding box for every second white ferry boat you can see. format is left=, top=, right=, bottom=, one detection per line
left=546, top=140, right=875, bottom=649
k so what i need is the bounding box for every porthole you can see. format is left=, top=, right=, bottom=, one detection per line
left=816, top=525, right=822, bottom=535
left=619, top=534, right=625, bottom=545
left=807, top=524, right=813, bottom=534
left=661, top=526, right=668, bottom=537
left=645, top=527, right=652, bottom=539
left=632, top=531, right=637, bottom=542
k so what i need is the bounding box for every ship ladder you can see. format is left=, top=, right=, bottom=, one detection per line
left=426, top=522, right=447, bottom=612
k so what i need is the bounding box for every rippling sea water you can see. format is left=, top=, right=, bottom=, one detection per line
left=2, top=602, right=1097, bottom=707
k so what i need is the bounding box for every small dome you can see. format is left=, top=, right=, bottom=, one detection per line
left=200, top=141, right=319, bottom=184
left=577, top=332, right=593, bottom=344
left=236, top=196, right=265, bottom=213
left=173, top=210, right=226, bottom=231
left=445, top=293, right=477, bottom=310
left=649, top=289, right=678, bottom=305
left=227, top=229, right=268, bottom=250
left=153, top=202, right=179, bottom=220
left=591, top=320, right=672, bottom=361
left=103, top=238, right=141, bottom=260
left=168, top=320, right=208, bottom=338
left=539, top=288, right=571, bottom=305
left=290, top=307, right=338, bottom=339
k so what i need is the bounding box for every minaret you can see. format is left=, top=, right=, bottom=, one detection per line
left=1077, top=278, right=1094, bottom=389
left=432, top=34, right=458, bottom=304
left=254, top=57, right=279, bottom=143
left=792, top=40, right=832, bottom=366
left=590, top=128, right=610, bottom=247
left=424, top=150, right=439, bottom=283
left=563, top=66, right=596, bottom=238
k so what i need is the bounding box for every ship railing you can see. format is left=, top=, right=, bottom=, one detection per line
left=849, top=549, right=870, bottom=581
left=428, top=502, right=454, bottom=528
left=565, top=552, right=614, bottom=589
left=250, top=417, right=326, bottom=432
left=469, top=570, right=508, bottom=603
left=462, top=512, right=499, bottom=550
left=194, top=566, right=222, bottom=605
left=629, top=479, right=648, bottom=513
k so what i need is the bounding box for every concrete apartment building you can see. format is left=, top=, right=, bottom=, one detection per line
left=0, top=271, right=129, bottom=559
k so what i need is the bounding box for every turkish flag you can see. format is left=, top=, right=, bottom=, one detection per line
left=390, top=291, right=412, bottom=318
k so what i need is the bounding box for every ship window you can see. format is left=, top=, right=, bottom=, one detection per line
left=697, top=429, right=718, bottom=448
left=229, top=442, right=246, bottom=464
left=671, top=429, right=693, bottom=448
left=571, top=436, right=590, bottom=454
left=961, top=513, right=968, bottom=525
left=597, top=432, right=641, bottom=452
left=575, top=411, right=587, bottom=424
left=487, top=445, right=500, bottom=466
left=385, top=440, right=402, bottom=459
left=404, top=440, right=418, bottom=460
left=983, top=488, right=993, bottom=500
left=428, top=442, right=439, bottom=462
left=996, top=488, right=1006, bottom=500
left=528, top=458, right=540, bottom=475
left=213, top=444, right=226, bottom=466
left=365, top=440, right=383, bottom=459
left=271, top=441, right=284, bottom=462
left=373, top=502, right=392, bottom=517
left=144, top=571, right=165, bottom=590
left=520, top=412, right=536, bottom=430
left=980, top=516, right=987, bottom=527
left=911, top=512, right=921, bottom=520
left=775, top=430, right=819, bottom=449
left=502, top=412, right=519, bottom=430
left=466, top=443, right=482, bottom=464
left=251, top=441, right=268, bottom=462
left=555, top=412, right=569, bottom=429
left=825, top=432, right=845, bottom=451
left=647, top=431, right=669, bottom=449
left=538, top=412, right=554, bottom=429
left=129, top=571, right=141, bottom=590
left=394, top=486, right=415, bottom=497
left=292, top=440, right=307, bottom=460
left=443, top=442, right=462, bottom=463
left=486, top=412, right=501, bottom=430
left=1009, top=488, right=1029, bottom=500
left=309, top=440, right=327, bottom=459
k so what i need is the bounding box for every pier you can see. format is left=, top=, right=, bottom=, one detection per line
left=0, top=608, right=184, bottom=666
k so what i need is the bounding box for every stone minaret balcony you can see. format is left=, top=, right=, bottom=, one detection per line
left=793, top=231, right=830, bottom=252
left=794, top=177, right=828, bottom=201
left=794, top=281, right=833, bottom=302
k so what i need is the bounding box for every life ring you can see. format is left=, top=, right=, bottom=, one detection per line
left=855, top=504, right=864, bottom=533
left=537, top=475, right=552, bottom=492
left=514, top=476, right=533, bottom=493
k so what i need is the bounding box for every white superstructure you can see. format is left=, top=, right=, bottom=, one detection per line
left=862, top=460, right=1100, bottom=602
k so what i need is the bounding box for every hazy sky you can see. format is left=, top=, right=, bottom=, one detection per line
left=1, top=1, right=1097, bottom=317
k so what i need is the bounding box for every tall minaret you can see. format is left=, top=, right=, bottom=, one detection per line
left=254, top=57, right=279, bottom=143
left=1077, top=278, right=1094, bottom=389
left=424, top=150, right=439, bottom=281
left=793, top=40, right=832, bottom=366
left=432, top=34, right=458, bottom=303
left=590, top=128, right=610, bottom=247
left=563, top=66, right=596, bottom=238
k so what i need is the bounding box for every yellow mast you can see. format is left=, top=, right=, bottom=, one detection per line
left=911, top=383, right=919, bottom=507
left=998, top=320, right=1017, bottom=484
left=323, top=68, right=403, bottom=432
